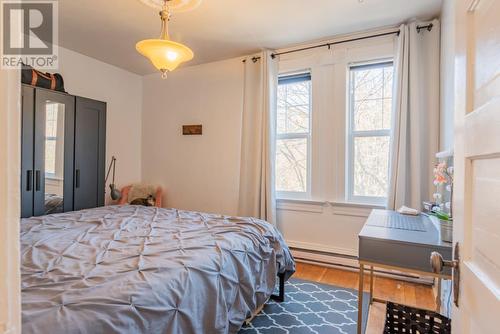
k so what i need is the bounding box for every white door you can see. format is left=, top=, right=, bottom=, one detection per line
left=452, top=0, right=500, bottom=332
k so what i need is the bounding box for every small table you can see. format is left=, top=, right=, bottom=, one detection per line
left=357, top=210, right=452, bottom=334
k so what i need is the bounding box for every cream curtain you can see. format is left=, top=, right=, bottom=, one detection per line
left=238, top=51, right=278, bottom=224
left=388, top=20, right=441, bottom=210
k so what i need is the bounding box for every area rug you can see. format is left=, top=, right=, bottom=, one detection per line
left=239, top=278, right=370, bottom=334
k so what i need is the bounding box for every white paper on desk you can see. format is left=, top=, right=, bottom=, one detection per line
left=397, top=206, right=419, bottom=215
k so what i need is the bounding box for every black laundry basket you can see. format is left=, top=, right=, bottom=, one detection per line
left=384, top=302, right=451, bottom=334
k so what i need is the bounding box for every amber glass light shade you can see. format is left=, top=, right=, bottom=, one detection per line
left=136, top=39, right=193, bottom=74
left=136, top=0, right=194, bottom=78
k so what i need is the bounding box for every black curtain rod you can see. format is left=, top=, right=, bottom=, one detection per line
left=270, top=30, right=399, bottom=59
left=243, top=24, right=432, bottom=63
left=242, top=56, right=261, bottom=63
left=416, top=23, right=434, bottom=33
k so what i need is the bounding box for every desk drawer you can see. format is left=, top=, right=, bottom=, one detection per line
left=359, top=237, right=452, bottom=276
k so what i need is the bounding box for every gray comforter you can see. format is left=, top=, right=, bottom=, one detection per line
left=21, top=205, right=295, bottom=334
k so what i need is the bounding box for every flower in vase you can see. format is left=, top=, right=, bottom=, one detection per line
left=434, top=161, right=451, bottom=185
left=434, top=174, right=447, bottom=184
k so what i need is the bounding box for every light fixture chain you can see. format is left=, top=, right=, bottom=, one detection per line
left=159, top=4, right=171, bottom=40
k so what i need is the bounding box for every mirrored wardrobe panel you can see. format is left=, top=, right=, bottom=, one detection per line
left=21, top=87, right=75, bottom=218
left=43, top=101, right=66, bottom=214
left=33, top=89, right=75, bottom=217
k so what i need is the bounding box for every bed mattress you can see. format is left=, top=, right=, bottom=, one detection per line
left=21, top=205, right=295, bottom=334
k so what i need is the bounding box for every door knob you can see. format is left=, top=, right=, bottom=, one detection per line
left=430, top=243, right=460, bottom=307
left=430, top=251, right=458, bottom=274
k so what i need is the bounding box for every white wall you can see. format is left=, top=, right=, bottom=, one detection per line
left=58, top=47, right=143, bottom=194
left=140, top=34, right=395, bottom=257
left=278, top=202, right=374, bottom=257
left=439, top=0, right=455, bottom=151
left=275, top=35, right=395, bottom=256
left=0, top=68, right=21, bottom=334
left=142, top=58, right=244, bottom=215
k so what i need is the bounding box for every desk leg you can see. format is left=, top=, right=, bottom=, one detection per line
left=369, top=266, right=374, bottom=305
left=436, top=278, right=442, bottom=312
left=357, top=264, right=364, bottom=334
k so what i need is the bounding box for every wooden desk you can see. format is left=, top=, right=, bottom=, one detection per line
left=357, top=210, right=452, bottom=334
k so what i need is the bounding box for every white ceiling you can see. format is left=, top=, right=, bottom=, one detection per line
left=59, top=0, right=442, bottom=75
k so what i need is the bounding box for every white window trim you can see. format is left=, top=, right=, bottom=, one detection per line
left=276, top=34, right=395, bottom=207
left=275, top=71, right=312, bottom=200
left=346, top=60, right=393, bottom=206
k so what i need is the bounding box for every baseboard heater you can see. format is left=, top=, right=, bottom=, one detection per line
left=291, top=246, right=434, bottom=285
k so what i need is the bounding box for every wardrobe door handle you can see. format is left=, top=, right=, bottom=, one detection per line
left=26, top=170, right=33, bottom=191
left=35, top=170, right=40, bottom=191
left=75, top=169, right=80, bottom=188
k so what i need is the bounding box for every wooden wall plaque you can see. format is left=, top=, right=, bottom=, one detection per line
left=182, top=125, right=202, bottom=135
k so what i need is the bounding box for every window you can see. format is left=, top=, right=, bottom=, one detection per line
left=275, top=72, right=311, bottom=198
left=45, top=103, right=59, bottom=176
left=347, top=62, right=393, bottom=204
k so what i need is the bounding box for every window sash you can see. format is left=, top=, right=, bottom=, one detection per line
left=45, top=136, right=58, bottom=176
left=276, top=135, right=311, bottom=199
left=276, top=72, right=312, bottom=197
left=347, top=61, right=393, bottom=204
left=277, top=132, right=309, bottom=140
left=350, top=129, right=390, bottom=137
left=346, top=133, right=391, bottom=204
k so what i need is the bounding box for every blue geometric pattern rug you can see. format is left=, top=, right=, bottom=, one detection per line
left=239, top=278, right=370, bottom=334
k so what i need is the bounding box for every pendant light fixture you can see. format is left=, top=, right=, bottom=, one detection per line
left=136, top=0, right=196, bottom=78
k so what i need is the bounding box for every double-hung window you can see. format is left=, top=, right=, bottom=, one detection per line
left=275, top=72, right=312, bottom=199
left=347, top=61, right=393, bottom=205
left=45, top=103, right=59, bottom=176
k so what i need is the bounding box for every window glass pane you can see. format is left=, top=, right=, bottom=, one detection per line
left=277, top=78, right=310, bottom=134
left=276, top=138, right=307, bottom=192
left=353, top=67, right=384, bottom=100
left=354, top=99, right=385, bottom=131
left=353, top=136, right=390, bottom=197
left=45, top=103, right=59, bottom=176
left=45, top=140, right=56, bottom=174
left=46, top=104, right=58, bottom=137
left=352, top=63, right=393, bottom=131
left=383, top=66, right=393, bottom=98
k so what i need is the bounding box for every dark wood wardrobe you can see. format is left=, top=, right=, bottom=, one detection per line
left=21, top=84, right=106, bottom=218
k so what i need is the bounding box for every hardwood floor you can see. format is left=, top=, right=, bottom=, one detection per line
left=293, top=261, right=436, bottom=333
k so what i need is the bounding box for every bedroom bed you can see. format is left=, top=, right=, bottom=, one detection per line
left=44, top=193, right=64, bottom=215
left=21, top=205, right=295, bottom=334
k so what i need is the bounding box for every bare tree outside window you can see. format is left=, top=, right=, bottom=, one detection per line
left=276, top=73, right=311, bottom=195
left=45, top=103, right=58, bottom=175
left=348, top=62, right=393, bottom=203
